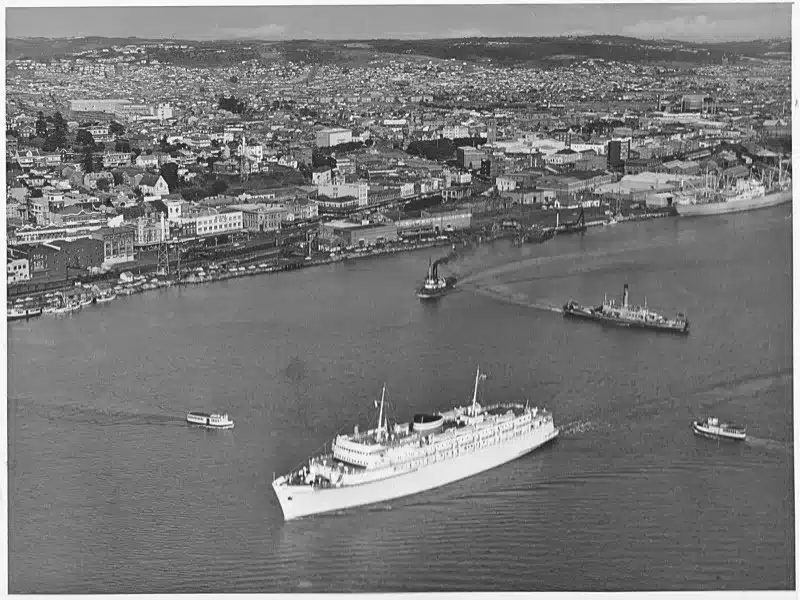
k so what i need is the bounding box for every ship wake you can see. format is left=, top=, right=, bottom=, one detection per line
left=559, top=419, right=603, bottom=437
left=463, top=282, right=562, bottom=314
left=744, top=436, right=793, bottom=455
left=15, top=396, right=185, bottom=428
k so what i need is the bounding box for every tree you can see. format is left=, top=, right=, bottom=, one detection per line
left=82, top=150, right=94, bottom=174
left=180, top=187, right=209, bottom=202
left=160, top=162, right=179, bottom=192
left=109, top=121, right=125, bottom=137
left=30, top=188, right=43, bottom=198
left=35, top=112, right=48, bottom=138
left=112, top=171, right=124, bottom=186
left=210, top=179, right=228, bottom=195
left=159, top=135, right=169, bottom=151
left=115, top=140, right=131, bottom=153
left=76, top=129, right=95, bottom=148
left=96, top=178, right=111, bottom=192
left=52, top=111, right=67, bottom=135
left=218, top=95, right=246, bottom=114
left=44, top=111, right=68, bottom=150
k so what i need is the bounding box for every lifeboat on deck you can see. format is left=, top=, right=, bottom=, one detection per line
left=411, top=413, right=445, bottom=434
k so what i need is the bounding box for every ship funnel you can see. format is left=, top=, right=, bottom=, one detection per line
left=622, top=284, right=629, bottom=308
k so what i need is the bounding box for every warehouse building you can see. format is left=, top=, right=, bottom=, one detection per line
left=318, top=221, right=399, bottom=249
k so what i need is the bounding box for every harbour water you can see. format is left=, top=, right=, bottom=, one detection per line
left=8, top=204, right=794, bottom=592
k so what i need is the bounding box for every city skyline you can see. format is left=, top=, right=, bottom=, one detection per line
left=5, top=3, right=792, bottom=43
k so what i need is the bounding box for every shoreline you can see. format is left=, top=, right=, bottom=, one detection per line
left=7, top=211, right=674, bottom=321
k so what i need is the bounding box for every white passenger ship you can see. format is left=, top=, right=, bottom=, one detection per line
left=272, top=367, right=559, bottom=521
left=186, top=412, right=234, bottom=429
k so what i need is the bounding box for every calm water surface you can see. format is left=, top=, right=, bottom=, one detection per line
left=8, top=205, right=794, bottom=592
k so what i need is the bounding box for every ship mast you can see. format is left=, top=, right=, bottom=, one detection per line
left=378, top=383, right=386, bottom=438
left=471, top=367, right=484, bottom=416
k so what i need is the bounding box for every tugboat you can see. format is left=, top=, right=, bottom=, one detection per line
left=416, top=258, right=457, bottom=300
left=692, top=416, right=746, bottom=442
left=562, top=284, right=689, bottom=334
left=186, top=411, right=234, bottom=430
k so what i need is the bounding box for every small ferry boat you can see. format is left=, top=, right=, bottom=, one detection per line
left=416, top=258, right=457, bottom=300
left=7, top=305, right=43, bottom=321
left=186, top=411, right=234, bottom=430
left=692, top=416, right=746, bottom=442
left=563, top=284, right=689, bottom=334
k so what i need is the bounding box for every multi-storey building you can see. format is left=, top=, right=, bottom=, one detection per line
left=316, top=128, right=352, bottom=148
left=7, top=253, right=30, bottom=284
left=317, top=182, right=368, bottom=207
left=228, top=204, right=287, bottom=232
left=181, top=208, right=243, bottom=238
left=91, top=225, right=137, bottom=268
left=27, top=238, right=104, bottom=283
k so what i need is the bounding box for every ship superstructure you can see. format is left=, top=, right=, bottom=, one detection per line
left=563, top=284, right=689, bottom=334
left=272, top=367, right=559, bottom=521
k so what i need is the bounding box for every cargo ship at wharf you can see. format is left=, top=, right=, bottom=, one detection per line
left=675, top=162, right=791, bottom=217
left=563, top=284, right=689, bottom=334
left=272, top=367, right=559, bottom=521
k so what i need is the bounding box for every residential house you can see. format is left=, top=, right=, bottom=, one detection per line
left=102, top=152, right=132, bottom=169
left=135, top=153, right=160, bottom=169
left=312, top=168, right=333, bottom=186
left=138, top=174, right=170, bottom=197
left=84, top=171, right=115, bottom=191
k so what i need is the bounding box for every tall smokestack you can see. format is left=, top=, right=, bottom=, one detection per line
left=623, top=284, right=629, bottom=308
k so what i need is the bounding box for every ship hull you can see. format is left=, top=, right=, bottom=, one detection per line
left=416, top=279, right=456, bottom=300
left=563, top=306, right=689, bottom=334
left=676, top=189, right=791, bottom=217
left=273, top=424, right=559, bottom=521
left=416, top=288, right=450, bottom=300
left=186, top=420, right=234, bottom=430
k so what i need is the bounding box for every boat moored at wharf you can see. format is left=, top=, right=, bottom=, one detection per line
left=563, top=284, right=689, bottom=334
left=272, top=367, right=559, bottom=521
left=7, top=305, right=43, bottom=321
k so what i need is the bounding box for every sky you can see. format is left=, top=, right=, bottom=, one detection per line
left=5, top=3, right=792, bottom=43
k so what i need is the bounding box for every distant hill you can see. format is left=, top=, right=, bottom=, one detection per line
left=5, top=35, right=792, bottom=66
